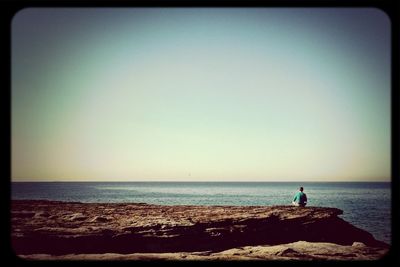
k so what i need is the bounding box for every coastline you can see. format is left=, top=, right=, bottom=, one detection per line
left=12, top=200, right=389, bottom=261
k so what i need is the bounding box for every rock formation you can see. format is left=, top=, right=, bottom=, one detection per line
left=19, top=241, right=389, bottom=261
left=11, top=200, right=389, bottom=260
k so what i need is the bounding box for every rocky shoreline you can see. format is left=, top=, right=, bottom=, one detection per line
left=11, top=200, right=389, bottom=260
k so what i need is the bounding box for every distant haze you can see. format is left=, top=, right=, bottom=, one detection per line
left=12, top=8, right=390, bottom=182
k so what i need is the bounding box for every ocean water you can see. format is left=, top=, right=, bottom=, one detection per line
left=11, top=181, right=391, bottom=244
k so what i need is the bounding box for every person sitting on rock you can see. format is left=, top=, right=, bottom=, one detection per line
left=292, top=187, right=307, bottom=207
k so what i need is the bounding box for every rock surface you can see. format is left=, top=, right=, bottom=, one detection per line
left=20, top=241, right=388, bottom=261
left=11, top=200, right=389, bottom=260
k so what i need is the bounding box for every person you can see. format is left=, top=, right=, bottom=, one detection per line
left=292, top=187, right=307, bottom=207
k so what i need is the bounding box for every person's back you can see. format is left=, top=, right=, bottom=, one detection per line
left=292, top=187, right=307, bottom=207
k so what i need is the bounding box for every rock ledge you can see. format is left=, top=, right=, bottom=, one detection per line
left=12, top=200, right=389, bottom=260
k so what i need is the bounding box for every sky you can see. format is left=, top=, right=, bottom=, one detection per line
left=12, top=8, right=391, bottom=182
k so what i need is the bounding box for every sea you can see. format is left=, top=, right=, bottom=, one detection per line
left=11, top=181, right=391, bottom=245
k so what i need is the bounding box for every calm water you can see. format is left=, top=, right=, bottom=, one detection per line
left=11, top=182, right=391, bottom=244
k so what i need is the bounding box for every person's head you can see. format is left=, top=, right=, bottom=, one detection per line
left=299, top=187, right=304, bottom=192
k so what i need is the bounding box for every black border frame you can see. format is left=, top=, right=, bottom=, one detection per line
left=2, top=1, right=398, bottom=267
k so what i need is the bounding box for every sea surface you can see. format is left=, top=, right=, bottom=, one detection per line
left=11, top=181, right=391, bottom=244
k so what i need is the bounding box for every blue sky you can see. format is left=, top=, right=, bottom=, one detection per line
left=12, top=8, right=391, bottom=181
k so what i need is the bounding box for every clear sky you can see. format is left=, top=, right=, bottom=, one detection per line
left=12, top=8, right=390, bottom=182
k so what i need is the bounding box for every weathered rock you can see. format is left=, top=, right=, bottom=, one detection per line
left=11, top=200, right=389, bottom=259
left=91, top=216, right=112, bottom=222
left=34, top=211, right=51, bottom=218
left=19, top=241, right=389, bottom=261
left=12, top=211, right=35, bottom=218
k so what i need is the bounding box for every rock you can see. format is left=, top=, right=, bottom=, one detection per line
left=12, top=211, right=35, bottom=218
left=34, top=211, right=50, bottom=218
left=11, top=200, right=389, bottom=259
left=352, top=242, right=367, bottom=247
left=68, top=213, right=87, bottom=221
left=19, top=241, right=389, bottom=261
left=275, top=248, right=299, bottom=256
left=91, top=216, right=111, bottom=222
